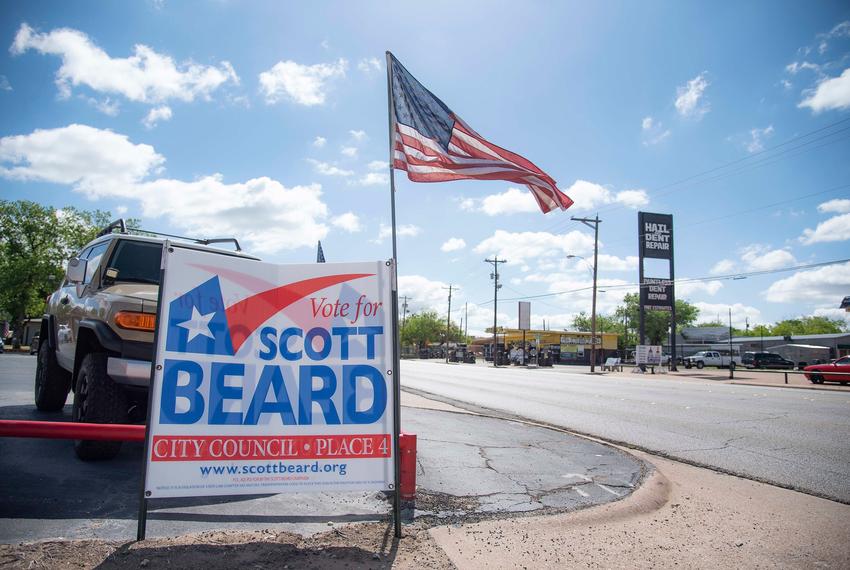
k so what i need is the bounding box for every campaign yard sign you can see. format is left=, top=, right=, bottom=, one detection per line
left=635, top=345, right=663, bottom=366
left=143, top=245, right=395, bottom=499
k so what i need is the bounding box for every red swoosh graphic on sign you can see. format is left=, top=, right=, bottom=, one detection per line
left=225, top=273, right=373, bottom=354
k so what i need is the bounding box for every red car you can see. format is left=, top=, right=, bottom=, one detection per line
left=804, top=356, right=850, bottom=385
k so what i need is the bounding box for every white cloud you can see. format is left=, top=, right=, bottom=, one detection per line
left=564, top=180, right=649, bottom=211
left=440, top=237, right=466, bottom=252
left=142, top=105, right=172, bottom=129
left=746, top=125, right=774, bottom=153
left=799, top=68, right=850, bottom=113
left=357, top=172, right=388, bottom=186
left=818, top=198, right=850, bottom=214
left=258, top=58, right=346, bottom=106
left=0, top=124, right=330, bottom=254
left=675, top=72, right=710, bottom=118
left=0, top=75, right=11, bottom=91
left=340, top=146, right=358, bottom=157
left=312, top=136, right=327, bottom=148
left=0, top=124, right=164, bottom=194
left=85, top=96, right=120, bottom=116
left=349, top=129, right=367, bottom=141
left=614, top=189, right=649, bottom=208
left=676, top=279, right=724, bottom=297
left=641, top=116, right=671, bottom=146
left=470, top=187, right=539, bottom=215
left=813, top=306, right=850, bottom=328
left=785, top=61, right=821, bottom=75
left=367, top=160, right=386, bottom=171
left=693, top=302, right=761, bottom=329
left=11, top=23, right=238, bottom=104
left=799, top=212, right=850, bottom=244
left=473, top=229, right=594, bottom=264
left=357, top=57, right=382, bottom=74
left=710, top=259, right=736, bottom=275
left=764, top=262, right=850, bottom=304
left=331, top=212, right=362, bottom=233
left=306, top=159, right=353, bottom=177
left=595, top=254, right=638, bottom=271
left=373, top=223, right=421, bottom=244
left=740, top=244, right=796, bottom=271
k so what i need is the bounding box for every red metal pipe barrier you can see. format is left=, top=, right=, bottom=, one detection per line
left=399, top=432, right=417, bottom=500
left=0, top=420, right=145, bottom=441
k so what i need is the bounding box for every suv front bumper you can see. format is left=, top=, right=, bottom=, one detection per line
left=107, top=357, right=153, bottom=387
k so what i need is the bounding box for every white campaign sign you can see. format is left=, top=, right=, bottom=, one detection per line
left=143, top=246, right=395, bottom=498
left=635, top=345, right=663, bottom=365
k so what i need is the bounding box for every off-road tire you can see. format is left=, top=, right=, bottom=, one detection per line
left=696, top=361, right=705, bottom=369
left=72, top=352, right=128, bottom=461
left=34, top=340, right=71, bottom=411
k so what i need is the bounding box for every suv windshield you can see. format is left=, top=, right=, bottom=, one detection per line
left=107, top=240, right=162, bottom=284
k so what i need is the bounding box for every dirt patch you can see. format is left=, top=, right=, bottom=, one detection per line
left=0, top=523, right=455, bottom=570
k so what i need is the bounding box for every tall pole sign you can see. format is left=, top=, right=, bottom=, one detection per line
left=638, top=212, right=677, bottom=371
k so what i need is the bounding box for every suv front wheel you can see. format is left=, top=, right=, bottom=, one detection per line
left=34, top=341, right=71, bottom=411
left=72, top=353, right=128, bottom=461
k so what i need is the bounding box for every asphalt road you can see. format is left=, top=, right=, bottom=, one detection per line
left=0, top=353, right=642, bottom=542
left=401, top=359, right=850, bottom=504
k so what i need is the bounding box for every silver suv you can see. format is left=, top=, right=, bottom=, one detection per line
left=34, top=220, right=255, bottom=460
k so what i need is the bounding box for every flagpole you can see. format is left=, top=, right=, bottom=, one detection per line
left=385, top=50, right=403, bottom=539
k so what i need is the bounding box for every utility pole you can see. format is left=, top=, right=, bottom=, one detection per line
left=571, top=214, right=601, bottom=373
left=485, top=257, right=507, bottom=367
left=464, top=302, right=468, bottom=340
left=728, top=307, right=735, bottom=379
left=400, top=296, right=410, bottom=329
left=443, top=285, right=453, bottom=364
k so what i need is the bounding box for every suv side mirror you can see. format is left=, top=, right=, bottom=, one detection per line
left=66, top=257, right=87, bottom=284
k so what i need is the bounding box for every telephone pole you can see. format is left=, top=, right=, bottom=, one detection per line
left=464, top=302, right=468, bottom=340
left=443, top=285, right=453, bottom=363
left=400, top=295, right=410, bottom=329
left=571, top=214, right=601, bottom=373
left=485, top=257, right=507, bottom=367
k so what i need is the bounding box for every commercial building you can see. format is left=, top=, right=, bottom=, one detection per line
left=472, top=329, right=619, bottom=365
left=732, top=333, right=850, bottom=359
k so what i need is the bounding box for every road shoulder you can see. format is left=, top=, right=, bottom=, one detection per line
left=428, top=448, right=850, bottom=568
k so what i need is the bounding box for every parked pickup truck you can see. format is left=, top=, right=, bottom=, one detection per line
left=683, top=351, right=741, bottom=369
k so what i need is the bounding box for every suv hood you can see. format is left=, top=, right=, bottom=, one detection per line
left=103, top=283, right=159, bottom=305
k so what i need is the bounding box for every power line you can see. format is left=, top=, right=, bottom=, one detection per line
left=542, top=116, right=850, bottom=235
left=481, top=257, right=850, bottom=304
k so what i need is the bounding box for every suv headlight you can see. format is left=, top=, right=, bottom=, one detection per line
left=115, top=311, right=156, bottom=332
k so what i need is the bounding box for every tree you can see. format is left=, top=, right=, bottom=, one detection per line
left=400, top=311, right=464, bottom=349
left=770, top=316, right=847, bottom=336
left=619, top=293, right=699, bottom=345
left=570, top=312, right=622, bottom=333
left=0, top=201, right=113, bottom=339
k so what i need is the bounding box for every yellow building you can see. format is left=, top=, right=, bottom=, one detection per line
left=474, top=329, right=619, bottom=365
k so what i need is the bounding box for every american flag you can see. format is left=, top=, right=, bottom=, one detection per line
left=389, top=53, right=573, bottom=214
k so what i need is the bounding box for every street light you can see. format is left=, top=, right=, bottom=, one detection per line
left=566, top=213, right=601, bottom=373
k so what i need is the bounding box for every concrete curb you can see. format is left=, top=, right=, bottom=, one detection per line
left=729, top=381, right=850, bottom=393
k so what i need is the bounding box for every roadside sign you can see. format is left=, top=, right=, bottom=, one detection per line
left=635, top=345, right=662, bottom=365
left=640, top=277, right=674, bottom=311
left=142, top=245, right=395, bottom=499
left=518, top=301, right=530, bottom=331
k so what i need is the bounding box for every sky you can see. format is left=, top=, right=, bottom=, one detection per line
left=1, top=1, right=849, bottom=336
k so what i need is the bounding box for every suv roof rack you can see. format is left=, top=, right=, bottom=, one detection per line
left=97, top=219, right=128, bottom=237
left=96, top=219, right=243, bottom=252
left=131, top=228, right=242, bottom=252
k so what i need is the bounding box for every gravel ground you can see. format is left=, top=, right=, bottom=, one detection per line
left=0, top=523, right=454, bottom=569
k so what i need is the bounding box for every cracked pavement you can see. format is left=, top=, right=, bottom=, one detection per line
left=401, top=407, right=645, bottom=519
